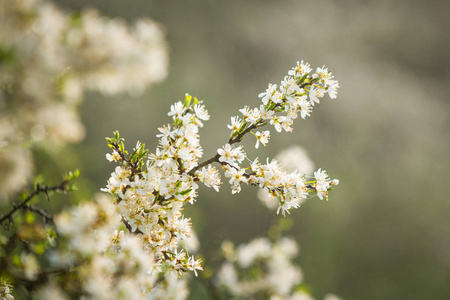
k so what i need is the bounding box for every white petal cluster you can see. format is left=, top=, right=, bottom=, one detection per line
left=258, top=145, right=315, bottom=210
left=51, top=194, right=175, bottom=299
left=216, top=237, right=341, bottom=300
left=314, top=168, right=339, bottom=200
left=195, top=165, right=221, bottom=192
left=218, top=61, right=339, bottom=215
left=218, top=144, right=246, bottom=167
left=220, top=154, right=338, bottom=215
left=0, top=279, right=14, bottom=300
left=99, top=61, right=339, bottom=293
left=254, top=130, right=270, bottom=149
left=216, top=237, right=304, bottom=299
left=103, top=95, right=211, bottom=279
left=0, top=0, right=168, bottom=203
left=231, top=61, right=339, bottom=143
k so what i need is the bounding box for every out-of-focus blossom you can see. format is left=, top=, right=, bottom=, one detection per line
left=0, top=145, right=33, bottom=204
left=216, top=237, right=303, bottom=298
left=0, top=278, right=15, bottom=300
left=41, top=194, right=189, bottom=299
left=0, top=0, right=168, bottom=203
left=216, top=237, right=343, bottom=300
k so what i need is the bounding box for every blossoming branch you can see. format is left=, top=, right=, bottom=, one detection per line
left=102, top=60, right=340, bottom=283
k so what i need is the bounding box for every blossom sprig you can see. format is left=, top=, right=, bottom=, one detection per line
left=187, top=61, right=339, bottom=215
left=105, top=131, right=148, bottom=179
left=0, top=170, right=80, bottom=225
left=228, top=60, right=339, bottom=146
left=102, top=61, right=339, bottom=284
left=102, top=94, right=208, bottom=279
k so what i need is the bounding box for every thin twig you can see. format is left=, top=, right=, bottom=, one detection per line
left=188, top=123, right=262, bottom=176
left=24, top=205, right=55, bottom=224
left=121, top=217, right=143, bottom=234
left=0, top=181, right=68, bottom=224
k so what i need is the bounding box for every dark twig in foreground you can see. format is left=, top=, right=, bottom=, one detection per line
left=0, top=181, right=69, bottom=225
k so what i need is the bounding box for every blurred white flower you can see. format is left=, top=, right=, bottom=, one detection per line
left=0, top=0, right=169, bottom=203
left=0, top=146, right=33, bottom=205
left=216, top=237, right=304, bottom=299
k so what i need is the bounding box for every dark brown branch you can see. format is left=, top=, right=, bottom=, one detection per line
left=300, top=77, right=319, bottom=89
left=111, top=143, right=141, bottom=177
left=0, top=181, right=68, bottom=225
left=24, top=205, right=55, bottom=225
left=228, top=123, right=258, bottom=145
left=187, top=154, right=220, bottom=177
left=187, top=122, right=264, bottom=177
left=121, top=217, right=143, bottom=234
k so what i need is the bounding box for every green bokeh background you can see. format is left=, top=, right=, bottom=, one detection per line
left=39, top=0, right=450, bottom=299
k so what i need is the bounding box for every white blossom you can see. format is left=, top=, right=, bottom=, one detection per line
left=254, top=130, right=270, bottom=149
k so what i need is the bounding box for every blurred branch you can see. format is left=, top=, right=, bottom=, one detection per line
left=24, top=204, right=55, bottom=225
left=0, top=181, right=69, bottom=225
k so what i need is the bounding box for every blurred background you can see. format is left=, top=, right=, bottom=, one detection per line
left=9, top=0, right=450, bottom=299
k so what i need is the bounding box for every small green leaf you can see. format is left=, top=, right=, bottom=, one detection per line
left=66, top=184, right=78, bottom=192
left=184, top=94, right=192, bottom=107
left=25, top=211, right=35, bottom=224
left=179, top=189, right=192, bottom=196
left=174, top=181, right=182, bottom=189
left=34, top=243, right=46, bottom=255
left=13, top=255, right=21, bottom=266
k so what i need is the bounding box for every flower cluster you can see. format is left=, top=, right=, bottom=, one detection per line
left=217, top=61, right=339, bottom=215
left=258, top=146, right=335, bottom=211
left=31, top=194, right=188, bottom=299
left=0, top=0, right=168, bottom=203
left=229, top=60, right=338, bottom=146
left=0, top=278, right=14, bottom=300
left=101, top=61, right=339, bottom=285
left=0, top=59, right=340, bottom=299
left=216, top=237, right=342, bottom=300
left=216, top=237, right=307, bottom=299
left=102, top=95, right=210, bottom=278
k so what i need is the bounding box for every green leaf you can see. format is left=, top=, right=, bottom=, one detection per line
left=68, top=11, right=83, bottom=27
left=174, top=181, right=182, bottom=189
left=184, top=94, right=192, bottom=107
left=66, top=184, right=78, bottom=192
left=33, top=174, right=45, bottom=186
left=0, top=46, right=15, bottom=64
left=130, top=149, right=138, bottom=162
left=13, top=255, right=21, bottom=266
left=34, top=243, right=46, bottom=255
left=179, top=189, right=192, bottom=196
left=64, top=169, right=80, bottom=181
left=239, top=121, right=248, bottom=133
left=25, top=211, right=35, bottom=224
